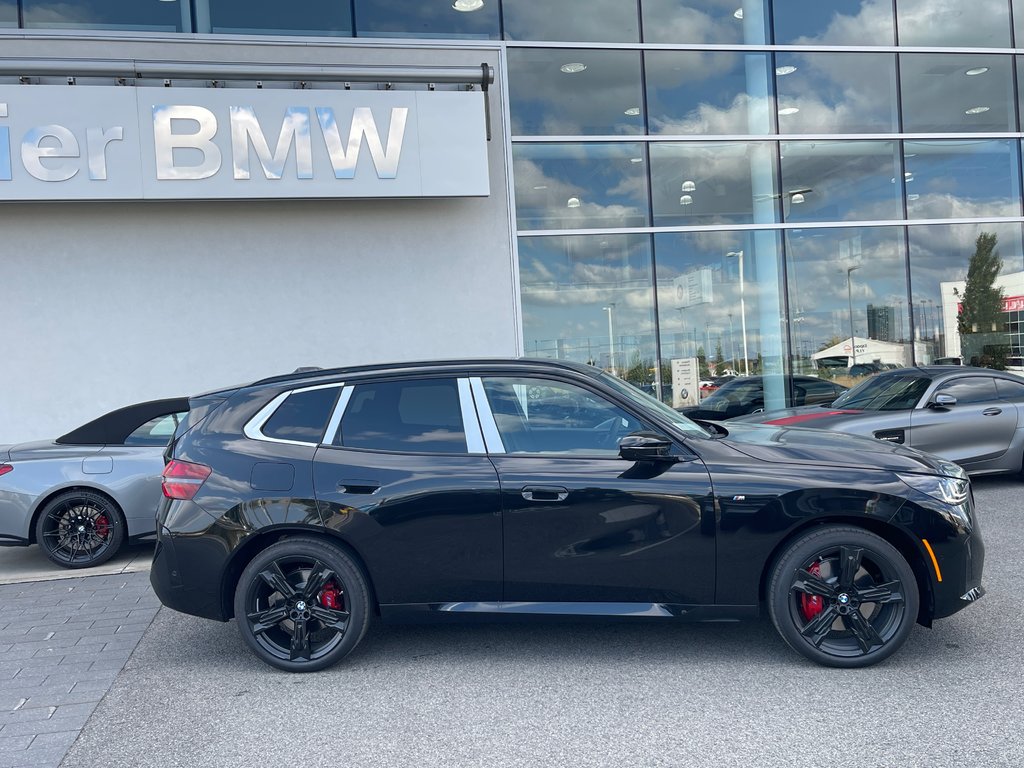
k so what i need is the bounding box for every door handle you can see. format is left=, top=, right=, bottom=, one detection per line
left=337, top=481, right=381, bottom=494
left=983, top=408, right=1002, bottom=416
left=521, top=486, right=569, bottom=502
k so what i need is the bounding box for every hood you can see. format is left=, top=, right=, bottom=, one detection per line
left=730, top=404, right=871, bottom=429
left=717, top=422, right=949, bottom=475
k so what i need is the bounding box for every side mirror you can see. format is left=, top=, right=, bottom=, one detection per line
left=618, top=432, right=676, bottom=462
left=931, top=393, right=957, bottom=409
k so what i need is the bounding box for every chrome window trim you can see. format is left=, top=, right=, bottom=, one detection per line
left=469, top=377, right=506, bottom=454
left=322, top=385, right=354, bottom=446
left=458, top=378, right=486, bottom=454
left=243, top=381, right=343, bottom=447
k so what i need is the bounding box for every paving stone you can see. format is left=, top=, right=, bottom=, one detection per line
left=0, top=734, right=34, bottom=751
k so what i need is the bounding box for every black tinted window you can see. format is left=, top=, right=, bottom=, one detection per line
left=936, top=377, right=998, bottom=405
left=801, top=380, right=841, bottom=404
left=996, top=378, right=1024, bottom=399
left=338, top=379, right=466, bottom=453
left=263, top=387, right=339, bottom=443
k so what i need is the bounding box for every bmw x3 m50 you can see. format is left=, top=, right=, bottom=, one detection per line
left=151, top=359, right=984, bottom=671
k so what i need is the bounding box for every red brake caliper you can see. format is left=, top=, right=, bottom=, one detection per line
left=318, top=583, right=341, bottom=610
left=800, top=561, right=824, bottom=621
left=95, top=515, right=110, bottom=539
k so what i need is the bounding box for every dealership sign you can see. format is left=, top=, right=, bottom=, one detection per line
left=0, top=85, right=489, bottom=200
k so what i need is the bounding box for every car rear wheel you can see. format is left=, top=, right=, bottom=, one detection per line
left=35, top=490, right=125, bottom=569
left=234, top=537, right=371, bottom=673
left=767, top=526, right=919, bottom=668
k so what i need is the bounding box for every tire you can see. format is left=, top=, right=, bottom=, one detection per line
left=767, top=525, right=919, bottom=668
left=234, top=537, right=371, bottom=673
left=34, top=490, right=125, bottom=569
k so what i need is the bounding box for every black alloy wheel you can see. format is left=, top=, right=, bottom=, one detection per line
left=234, top=537, right=371, bottom=672
left=34, top=490, right=125, bottom=569
left=768, top=526, right=919, bottom=668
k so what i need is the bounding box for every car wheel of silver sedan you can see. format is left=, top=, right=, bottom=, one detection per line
left=34, top=490, right=125, bottom=569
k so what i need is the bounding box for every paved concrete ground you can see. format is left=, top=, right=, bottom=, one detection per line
left=47, top=476, right=1023, bottom=768
left=0, top=543, right=153, bottom=586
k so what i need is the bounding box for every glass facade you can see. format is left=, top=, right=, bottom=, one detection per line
left=8, top=0, right=1024, bottom=406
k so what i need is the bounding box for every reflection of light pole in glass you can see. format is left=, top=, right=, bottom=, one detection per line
left=728, top=313, right=737, bottom=369
left=603, top=302, right=617, bottom=376
left=846, top=265, right=861, bottom=365
left=726, top=251, right=749, bottom=375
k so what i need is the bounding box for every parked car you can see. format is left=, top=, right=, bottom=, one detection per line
left=699, top=374, right=735, bottom=398
left=0, top=398, right=189, bottom=568
left=732, top=366, right=1024, bottom=476
left=679, top=375, right=847, bottom=421
left=151, top=359, right=983, bottom=672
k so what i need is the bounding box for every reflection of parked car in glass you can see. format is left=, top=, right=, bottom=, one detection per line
left=848, top=362, right=886, bottom=377
left=734, top=366, right=1024, bottom=477
left=679, top=375, right=847, bottom=421
left=934, top=357, right=963, bottom=366
left=0, top=399, right=188, bottom=568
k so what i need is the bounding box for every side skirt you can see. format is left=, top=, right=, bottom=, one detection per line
left=379, top=601, right=760, bottom=623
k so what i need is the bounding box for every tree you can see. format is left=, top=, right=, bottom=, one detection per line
left=956, top=232, right=1004, bottom=337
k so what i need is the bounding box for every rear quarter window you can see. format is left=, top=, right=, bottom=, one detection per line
left=263, top=387, right=340, bottom=444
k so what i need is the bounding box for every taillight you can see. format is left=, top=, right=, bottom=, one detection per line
left=0, top=464, right=12, bottom=478
left=162, top=459, right=212, bottom=500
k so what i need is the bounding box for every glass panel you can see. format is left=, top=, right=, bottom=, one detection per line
left=507, top=49, right=644, bottom=136
left=513, top=144, right=649, bottom=230
left=904, top=140, right=1020, bottom=220
left=504, top=0, right=639, bottom=42
left=901, top=55, right=1015, bottom=133
left=785, top=227, right=909, bottom=383
left=780, top=141, right=903, bottom=223
left=518, top=234, right=658, bottom=392
left=641, top=0, right=769, bottom=44
left=896, top=0, right=1011, bottom=47
left=772, top=0, right=894, bottom=45
left=208, top=0, right=351, bottom=35
left=774, top=53, right=898, bottom=134
left=936, top=376, right=999, bottom=404
left=909, top=222, right=1024, bottom=365
left=124, top=413, right=186, bottom=447
left=338, top=380, right=466, bottom=453
left=0, top=2, right=16, bottom=27
left=1016, top=0, right=1024, bottom=46
left=654, top=230, right=788, bottom=408
left=353, top=0, right=498, bottom=39
left=645, top=51, right=773, bottom=135
left=650, top=142, right=778, bottom=227
left=24, top=0, right=185, bottom=31
left=264, top=387, right=339, bottom=444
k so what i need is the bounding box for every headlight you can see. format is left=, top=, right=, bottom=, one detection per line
left=897, top=472, right=969, bottom=505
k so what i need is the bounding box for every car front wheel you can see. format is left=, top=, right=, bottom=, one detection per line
left=767, top=525, right=919, bottom=668
left=234, top=537, right=371, bottom=672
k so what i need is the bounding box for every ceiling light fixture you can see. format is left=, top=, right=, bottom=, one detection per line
left=965, top=67, right=989, bottom=76
left=624, top=106, right=641, bottom=116
left=775, top=65, right=797, bottom=76
left=778, top=106, right=800, bottom=116
left=681, top=180, right=696, bottom=192
left=452, top=0, right=483, bottom=10
left=733, top=8, right=744, bottom=19
left=679, top=195, right=694, bottom=205
left=965, top=106, right=991, bottom=114
left=907, top=193, right=920, bottom=201
left=560, top=63, right=587, bottom=74
left=629, top=157, right=643, bottom=164
left=789, top=192, right=805, bottom=204
left=567, top=197, right=581, bottom=208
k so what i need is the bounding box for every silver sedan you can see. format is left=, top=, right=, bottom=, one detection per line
left=731, top=366, right=1024, bottom=476
left=0, top=398, right=188, bottom=568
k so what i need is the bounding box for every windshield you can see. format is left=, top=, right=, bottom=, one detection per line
left=598, top=373, right=710, bottom=438
left=702, top=379, right=762, bottom=409
left=831, top=373, right=931, bottom=411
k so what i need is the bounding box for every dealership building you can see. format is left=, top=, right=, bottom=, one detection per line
left=4, top=0, right=1024, bottom=442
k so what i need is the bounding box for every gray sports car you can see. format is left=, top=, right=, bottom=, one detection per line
left=732, top=366, right=1024, bottom=476
left=0, top=398, right=188, bottom=568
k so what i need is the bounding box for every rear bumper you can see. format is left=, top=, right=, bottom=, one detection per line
left=150, top=523, right=232, bottom=622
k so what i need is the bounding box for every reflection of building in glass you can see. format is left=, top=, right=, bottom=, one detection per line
left=867, top=305, right=896, bottom=342
left=940, top=271, right=1024, bottom=358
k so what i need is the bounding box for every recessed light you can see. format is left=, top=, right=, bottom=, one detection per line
left=965, top=67, right=990, bottom=76
left=532, top=185, right=547, bottom=190
left=452, top=0, right=483, bottom=10
left=560, top=63, right=587, bottom=74
left=775, top=65, right=797, bottom=76
left=965, top=106, right=991, bottom=114
left=681, top=180, right=696, bottom=192
left=629, top=157, right=643, bottom=164
left=679, top=195, right=694, bottom=205
left=778, top=106, right=800, bottom=116
left=624, top=106, right=641, bottom=116
left=733, top=8, right=744, bottom=19
left=907, top=194, right=920, bottom=201
left=567, top=197, right=581, bottom=208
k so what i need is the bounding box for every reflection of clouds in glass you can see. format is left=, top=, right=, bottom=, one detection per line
left=642, top=0, right=752, bottom=44
left=781, top=0, right=894, bottom=45
left=896, top=0, right=1010, bottom=46
left=505, top=0, right=639, bottom=41
left=776, top=54, right=897, bottom=133
left=910, top=223, right=1024, bottom=298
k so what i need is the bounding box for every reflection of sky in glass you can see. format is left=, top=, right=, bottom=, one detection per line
left=650, top=142, right=778, bottom=227
left=24, top=0, right=183, bottom=30
left=901, top=55, right=1015, bottom=133
left=786, top=227, right=908, bottom=356
left=513, top=144, right=649, bottom=231
left=505, top=0, right=638, bottom=42
left=904, top=140, right=1021, bottom=220
left=645, top=51, right=772, bottom=135
left=781, top=141, right=902, bottom=223
left=353, top=0, right=497, bottom=38
left=507, top=49, right=643, bottom=136
left=210, top=0, right=350, bottom=34
left=654, top=230, right=786, bottom=369
left=641, top=0, right=768, bottom=44
left=519, top=234, right=656, bottom=369
left=896, top=0, right=1010, bottom=47
left=0, top=1, right=16, bottom=26
left=772, top=0, right=894, bottom=44
left=775, top=53, right=897, bottom=134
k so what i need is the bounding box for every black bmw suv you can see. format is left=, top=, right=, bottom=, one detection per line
left=152, top=359, right=984, bottom=671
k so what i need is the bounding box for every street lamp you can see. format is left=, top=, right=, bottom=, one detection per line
left=603, top=302, right=617, bottom=376
left=726, top=251, right=749, bottom=375
left=846, top=265, right=861, bottom=365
